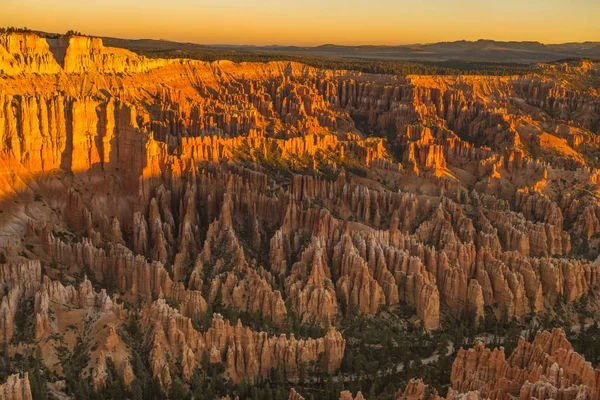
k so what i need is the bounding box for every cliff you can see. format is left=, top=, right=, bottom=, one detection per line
left=0, top=32, right=169, bottom=75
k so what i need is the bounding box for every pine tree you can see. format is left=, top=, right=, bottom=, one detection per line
left=168, top=377, right=190, bottom=400
left=29, top=347, right=48, bottom=400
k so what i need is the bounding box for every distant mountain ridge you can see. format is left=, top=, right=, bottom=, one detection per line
left=100, top=36, right=600, bottom=63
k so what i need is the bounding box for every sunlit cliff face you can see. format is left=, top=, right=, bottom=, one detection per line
left=1, top=32, right=600, bottom=398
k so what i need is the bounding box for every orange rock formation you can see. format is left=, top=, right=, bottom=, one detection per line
left=1, top=31, right=600, bottom=395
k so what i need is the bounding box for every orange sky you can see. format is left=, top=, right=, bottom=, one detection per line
left=2, top=0, right=599, bottom=46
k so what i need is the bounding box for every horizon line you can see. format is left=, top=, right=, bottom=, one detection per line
left=4, top=27, right=599, bottom=48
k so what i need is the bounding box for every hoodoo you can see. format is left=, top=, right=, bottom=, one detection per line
left=0, top=28, right=599, bottom=399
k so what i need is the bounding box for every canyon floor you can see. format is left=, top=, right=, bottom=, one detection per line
left=1, top=32, right=600, bottom=400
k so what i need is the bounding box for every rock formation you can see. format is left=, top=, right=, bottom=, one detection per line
left=0, top=374, right=32, bottom=400
left=0, top=261, right=42, bottom=343
left=1, top=31, right=600, bottom=397
left=450, top=329, right=600, bottom=400
left=141, top=300, right=344, bottom=384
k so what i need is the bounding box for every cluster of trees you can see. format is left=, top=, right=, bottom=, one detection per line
left=328, top=304, right=535, bottom=398
left=0, top=27, right=32, bottom=33
left=65, top=30, right=85, bottom=36
left=0, top=27, right=89, bottom=38
left=331, top=307, right=447, bottom=398
left=570, top=322, right=600, bottom=366
left=40, top=30, right=89, bottom=39
left=12, top=297, right=37, bottom=343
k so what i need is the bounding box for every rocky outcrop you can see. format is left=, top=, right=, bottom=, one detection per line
left=288, top=389, right=368, bottom=400
left=0, top=33, right=61, bottom=74
left=0, top=261, right=42, bottom=343
left=141, top=300, right=345, bottom=384
left=395, top=379, right=442, bottom=400
left=338, top=392, right=366, bottom=400
left=0, top=261, right=42, bottom=292
left=450, top=329, right=600, bottom=400
left=333, top=235, right=386, bottom=315
left=286, top=237, right=338, bottom=325
left=91, top=353, right=108, bottom=391
left=0, top=374, right=32, bottom=400
left=0, top=32, right=169, bottom=76
left=33, top=275, right=127, bottom=340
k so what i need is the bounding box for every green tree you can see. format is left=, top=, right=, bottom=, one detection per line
left=29, top=347, right=48, bottom=400
left=168, top=377, right=190, bottom=400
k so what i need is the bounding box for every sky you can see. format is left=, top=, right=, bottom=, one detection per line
left=2, top=0, right=600, bottom=46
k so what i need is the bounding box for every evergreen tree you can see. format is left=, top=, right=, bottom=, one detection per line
left=168, top=377, right=190, bottom=400
left=29, top=347, right=48, bottom=400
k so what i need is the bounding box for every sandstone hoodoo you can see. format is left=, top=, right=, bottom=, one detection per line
left=1, top=29, right=600, bottom=399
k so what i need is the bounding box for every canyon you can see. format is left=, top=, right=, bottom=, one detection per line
left=0, top=31, right=600, bottom=399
